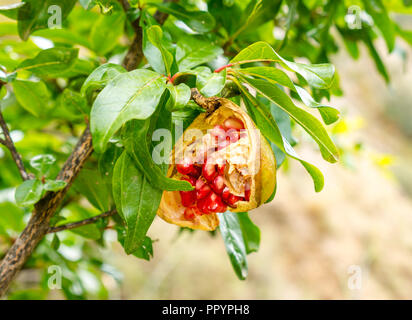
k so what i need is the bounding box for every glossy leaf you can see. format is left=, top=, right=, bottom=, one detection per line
left=176, top=36, right=223, bottom=71
left=16, top=47, right=78, bottom=76
left=90, top=69, right=167, bottom=153
left=30, top=154, right=56, bottom=176
left=237, top=212, right=260, bottom=254
left=231, top=41, right=335, bottom=89
left=0, top=2, right=25, bottom=20
left=239, top=76, right=339, bottom=163
left=73, top=168, right=110, bottom=212
left=90, top=11, right=125, bottom=55
left=122, top=98, right=193, bottom=191
left=239, top=84, right=325, bottom=192
left=43, top=180, right=67, bottom=192
left=81, top=63, right=126, bottom=103
left=113, top=152, right=162, bottom=254
left=166, top=83, right=191, bottom=111
left=146, top=25, right=174, bottom=76
left=16, top=0, right=77, bottom=41
left=12, top=79, right=52, bottom=117
left=363, top=0, right=395, bottom=52
left=150, top=2, right=215, bottom=33
left=15, top=179, right=43, bottom=207
left=194, top=66, right=226, bottom=97
left=218, top=212, right=248, bottom=280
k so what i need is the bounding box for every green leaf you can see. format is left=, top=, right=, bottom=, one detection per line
left=17, top=0, right=77, bottom=41
left=81, top=63, right=126, bottom=103
left=294, top=85, right=339, bottom=125
left=0, top=2, right=25, bottom=20
left=44, top=180, right=67, bottom=192
left=238, top=84, right=325, bottom=192
left=176, top=36, right=223, bottom=71
left=73, top=168, right=110, bottom=212
left=51, top=234, right=60, bottom=250
left=231, top=41, right=335, bottom=89
left=194, top=66, right=226, bottom=97
left=90, top=10, right=125, bottom=55
left=59, top=88, right=89, bottom=117
left=238, top=76, right=339, bottom=163
left=122, top=98, right=193, bottom=191
left=61, top=204, right=103, bottom=240
left=146, top=25, right=174, bottom=76
left=0, top=202, right=25, bottom=233
left=149, top=2, right=215, bottom=33
left=363, top=0, right=395, bottom=52
left=166, top=83, right=191, bottom=111
left=237, top=212, right=260, bottom=254
left=30, top=154, right=56, bottom=176
left=16, top=47, right=78, bottom=76
left=15, top=179, right=43, bottom=207
left=218, top=212, right=248, bottom=280
left=12, top=79, right=52, bottom=117
left=90, top=69, right=167, bottom=153
left=33, top=28, right=91, bottom=49
left=117, top=226, right=154, bottom=260
left=113, top=152, right=162, bottom=254
left=238, top=67, right=295, bottom=90
left=363, top=31, right=390, bottom=82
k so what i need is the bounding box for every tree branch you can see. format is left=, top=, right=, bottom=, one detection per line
left=47, top=209, right=117, bottom=234
left=0, top=0, right=175, bottom=297
left=0, top=109, right=32, bottom=181
left=0, top=126, right=93, bottom=297
left=190, top=88, right=221, bottom=113
left=120, top=0, right=174, bottom=71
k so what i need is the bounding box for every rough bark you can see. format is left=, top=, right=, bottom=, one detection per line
left=0, top=127, right=93, bottom=296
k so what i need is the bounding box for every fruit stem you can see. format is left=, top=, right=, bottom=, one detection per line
left=214, top=64, right=233, bottom=73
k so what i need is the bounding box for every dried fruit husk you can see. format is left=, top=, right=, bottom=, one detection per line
left=157, top=98, right=276, bottom=231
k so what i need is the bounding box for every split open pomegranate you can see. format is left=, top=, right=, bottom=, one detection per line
left=157, top=98, right=276, bottom=231
left=176, top=119, right=249, bottom=218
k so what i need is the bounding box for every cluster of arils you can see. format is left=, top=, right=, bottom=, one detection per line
left=176, top=117, right=251, bottom=219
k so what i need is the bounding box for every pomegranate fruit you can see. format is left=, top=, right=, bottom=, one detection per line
left=157, top=98, right=276, bottom=231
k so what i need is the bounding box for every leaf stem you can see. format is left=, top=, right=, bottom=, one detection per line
left=47, top=209, right=117, bottom=234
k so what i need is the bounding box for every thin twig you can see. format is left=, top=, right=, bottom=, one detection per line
left=0, top=109, right=32, bottom=181
left=47, top=209, right=117, bottom=234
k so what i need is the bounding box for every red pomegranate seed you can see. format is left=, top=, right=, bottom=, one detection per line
left=197, top=197, right=211, bottom=215
left=223, top=117, right=244, bottom=130
left=217, top=162, right=226, bottom=175
left=227, top=129, right=240, bottom=144
left=222, top=186, right=241, bottom=206
left=244, top=180, right=251, bottom=201
left=196, top=178, right=211, bottom=199
left=183, top=207, right=197, bottom=220
left=176, top=158, right=198, bottom=176
left=182, top=176, right=196, bottom=186
left=210, top=125, right=226, bottom=140
left=212, top=175, right=225, bottom=194
left=227, top=193, right=241, bottom=206
left=206, top=192, right=220, bottom=212
left=202, top=160, right=217, bottom=182
left=222, top=186, right=230, bottom=202
left=180, top=190, right=196, bottom=207
left=179, top=176, right=196, bottom=207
